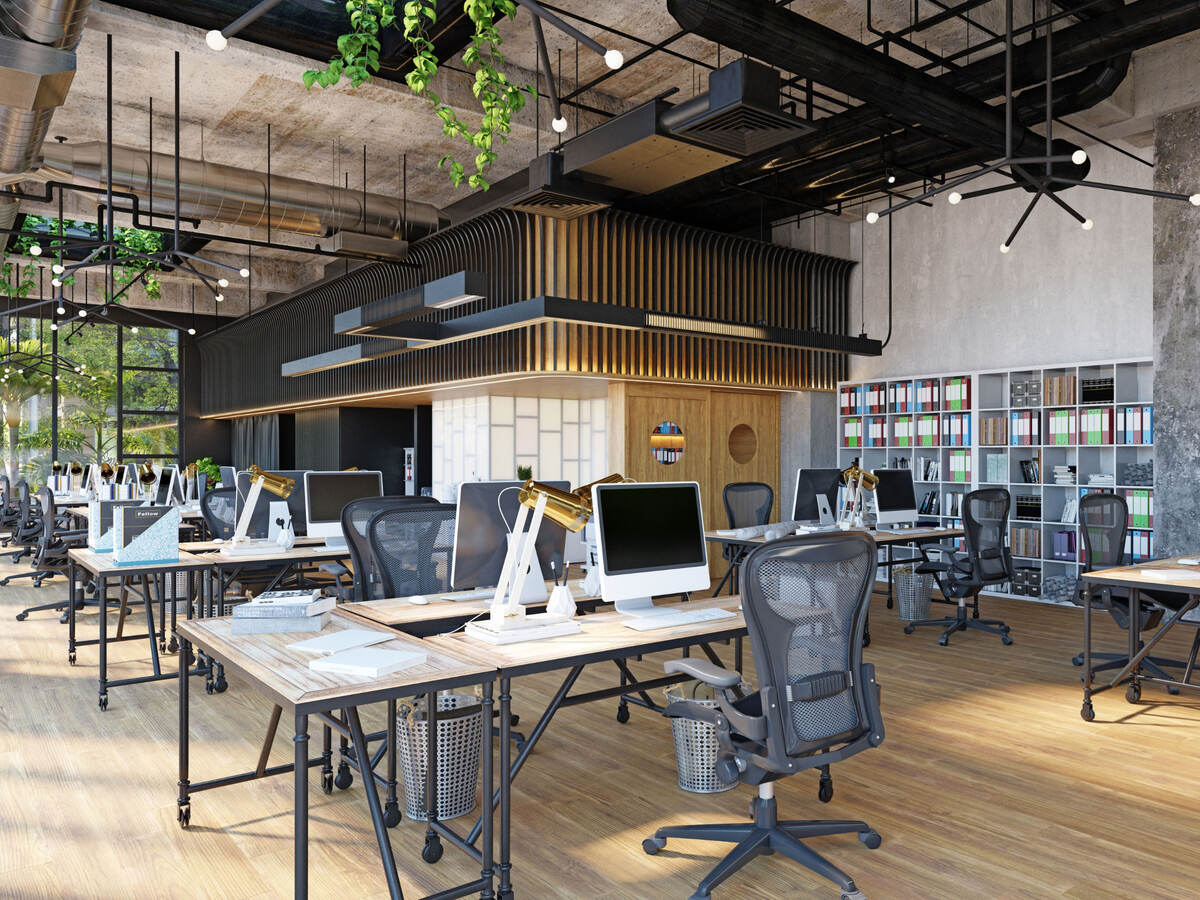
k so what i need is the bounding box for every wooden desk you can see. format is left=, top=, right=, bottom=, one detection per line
left=66, top=548, right=214, bottom=710
left=424, top=595, right=750, bottom=900
left=176, top=610, right=496, bottom=900
left=1079, top=557, right=1200, bottom=721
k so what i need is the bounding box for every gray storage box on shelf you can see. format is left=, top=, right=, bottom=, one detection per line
left=396, top=693, right=484, bottom=821
left=665, top=682, right=742, bottom=794
left=894, top=565, right=933, bottom=621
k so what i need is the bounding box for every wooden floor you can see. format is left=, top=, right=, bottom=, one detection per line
left=3, top=568, right=1200, bottom=900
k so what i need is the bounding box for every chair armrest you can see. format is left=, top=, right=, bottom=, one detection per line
left=916, top=561, right=950, bottom=574
left=320, top=562, right=350, bottom=578
left=664, top=657, right=741, bottom=688
left=664, top=699, right=723, bottom=727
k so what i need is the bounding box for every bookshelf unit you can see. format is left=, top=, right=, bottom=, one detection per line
left=837, top=358, right=1154, bottom=607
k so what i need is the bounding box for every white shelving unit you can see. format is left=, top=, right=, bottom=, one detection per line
left=837, top=358, right=1154, bottom=606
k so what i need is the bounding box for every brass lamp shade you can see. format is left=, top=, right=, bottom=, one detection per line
left=69, top=461, right=83, bottom=476
left=840, top=464, right=878, bottom=491
left=99, top=463, right=114, bottom=481
left=185, top=462, right=197, bottom=480
left=248, top=464, right=295, bottom=499
left=51, top=461, right=63, bottom=475
left=516, top=472, right=626, bottom=533
left=138, top=462, right=157, bottom=486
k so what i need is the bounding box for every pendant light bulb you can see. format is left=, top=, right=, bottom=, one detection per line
left=1071, top=149, right=1088, bottom=166
left=131, top=326, right=138, bottom=334
left=78, top=309, right=86, bottom=317
left=56, top=305, right=65, bottom=315
left=885, top=169, right=896, bottom=184
left=215, top=293, right=224, bottom=302
left=865, top=211, right=879, bottom=224
left=1000, top=243, right=1011, bottom=254
left=604, top=48, right=623, bottom=69
left=1081, top=218, right=1094, bottom=231
left=50, top=323, right=58, bottom=331
left=187, top=328, right=196, bottom=336
left=218, top=278, right=229, bottom=288
left=948, top=191, right=962, bottom=205
left=51, top=278, right=62, bottom=288
left=551, top=117, right=568, bottom=134
left=28, top=243, right=41, bottom=256
left=239, top=267, right=250, bottom=278
left=1190, top=193, right=1200, bottom=206
left=51, top=263, right=64, bottom=275
left=205, top=29, right=227, bottom=51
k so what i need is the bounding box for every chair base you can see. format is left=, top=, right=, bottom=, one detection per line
left=645, top=788, right=878, bottom=899
left=904, top=597, right=1011, bottom=646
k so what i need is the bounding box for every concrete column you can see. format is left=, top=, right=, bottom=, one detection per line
left=1152, top=106, right=1200, bottom=558
left=780, top=391, right=838, bottom=516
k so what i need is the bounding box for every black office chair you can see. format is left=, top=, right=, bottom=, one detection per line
left=1070, top=492, right=1195, bottom=684
left=13, top=488, right=89, bottom=619
left=326, top=495, right=440, bottom=603
left=200, top=487, right=238, bottom=540
left=715, top=482, right=774, bottom=595
left=7, top=480, right=43, bottom=563
left=644, top=533, right=883, bottom=900
left=907, top=488, right=1014, bottom=646
left=0, top=474, right=21, bottom=541
left=367, top=502, right=457, bottom=598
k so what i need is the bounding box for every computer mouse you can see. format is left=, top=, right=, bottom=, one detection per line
left=407, top=595, right=430, bottom=605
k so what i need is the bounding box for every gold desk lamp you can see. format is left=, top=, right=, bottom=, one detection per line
left=837, top=464, right=878, bottom=529
left=226, top=465, right=295, bottom=552
left=466, top=473, right=625, bottom=645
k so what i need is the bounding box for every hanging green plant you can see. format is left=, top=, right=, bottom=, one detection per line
left=304, top=0, right=533, bottom=191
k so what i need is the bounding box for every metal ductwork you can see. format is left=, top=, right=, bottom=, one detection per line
left=35, top=141, right=447, bottom=240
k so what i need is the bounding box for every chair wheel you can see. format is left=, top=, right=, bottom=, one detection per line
left=383, top=802, right=402, bottom=828
left=858, top=829, right=881, bottom=849
left=15, top=612, right=26, bottom=621
left=1081, top=700, right=1095, bottom=722
left=643, top=836, right=666, bottom=855
left=334, top=764, right=354, bottom=790
left=214, top=676, right=228, bottom=693
left=177, top=804, right=191, bottom=829
left=903, top=625, right=914, bottom=635
left=842, top=892, right=867, bottom=900
left=421, top=836, right=443, bottom=863
left=98, top=694, right=108, bottom=711
left=1126, top=682, right=1141, bottom=704
left=616, top=704, right=630, bottom=724
left=321, top=772, right=334, bottom=794
left=818, top=778, right=834, bottom=804
left=937, top=635, right=949, bottom=646
left=1071, top=656, right=1083, bottom=667
left=1001, top=636, right=1013, bottom=646
left=689, top=893, right=711, bottom=900
left=1000, top=625, right=1011, bottom=633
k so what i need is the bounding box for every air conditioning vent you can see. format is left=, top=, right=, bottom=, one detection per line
left=672, top=103, right=811, bottom=158
left=508, top=188, right=611, bottom=219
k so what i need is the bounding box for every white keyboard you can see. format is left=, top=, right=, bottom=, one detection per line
left=623, top=607, right=737, bottom=631
left=442, top=589, right=496, bottom=602
left=717, top=521, right=817, bottom=540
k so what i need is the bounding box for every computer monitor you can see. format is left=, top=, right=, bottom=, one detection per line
left=114, top=464, right=127, bottom=484
left=219, top=465, right=236, bottom=488
left=154, top=465, right=176, bottom=506
left=793, top=468, right=843, bottom=521
left=235, top=469, right=310, bottom=538
left=303, top=470, right=384, bottom=547
left=872, top=467, right=918, bottom=526
left=80, top=464, right=92, bottom=491
left=451, top=480, right=570, bottom=590
left=591, top=481, right=710, bottom=614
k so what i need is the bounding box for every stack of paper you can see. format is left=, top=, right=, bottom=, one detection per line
left=232, top=590, right=335, bottom=635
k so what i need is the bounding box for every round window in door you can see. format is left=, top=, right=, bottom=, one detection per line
left=650, top=421, right=685, bottom=465
left=728, top=423, right=757, bottom=464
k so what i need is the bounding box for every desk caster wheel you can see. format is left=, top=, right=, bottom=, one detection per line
left=616, top=704, right=630, bottom=724
left=214, top=675, right=228, bottom=694
left=15, top=611, right=27, bottom=621
left=1001, top=635, right=1013, bottom=646
left=642, top=837, right=666, bottom=855
left=159, top=641, right=167, bottom=654
left=841, top=892, right=867, bottom=900
left=68, top=652, right=76, bottom=666
left=937, top=635, right=949, bottom=647
left=510, top=713, right=520, bottom=727
left=98, top=694, right=108, bottom=711
left=688, top=892, right=711, bottom=900
left=167, top=636, right=179, bottom=653
left=321, top=772, right=334, bottom=795
left=383, top=801, right=402, bottom=828
left=903, top=625, right=915, bottom=635
left=334, top=763, right=353, bottom=790
left=1081, top=700, right=1095, bottom=722
left=177, top=804, right=190, bottom=829
left=858, top=830, right=881, bottom=849
left=1125, top=682, right=1141, bottom=704
left=818, top=777, right=834, bottom=804
left=422, top=836, right=443, bottom=863
left=205, top=680, right=214, bottom=695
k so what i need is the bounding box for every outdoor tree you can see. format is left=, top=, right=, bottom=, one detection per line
left=0, top=340, right=52, bottom=483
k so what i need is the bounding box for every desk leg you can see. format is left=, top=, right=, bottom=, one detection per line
left=143, top=575, right=162, bottom=678
left=886, top=544, right=894, bottom=609
left=98, top=575, right=109, bottom=711
left=1129, top=589, right=1142, bottom=702
left=1081, top=586, right=1095, bottom=722
left=320, top=723, right=333, bottom=794
left=178, top=636, right=192, bottom=827
left=498, top=678, right=513, bottom=900
left=294, top=714, right=309, bottom=900
left=480, top=681, right=495, bottom=900
left=67, top=558, right=77, bottom=666
left=425, top=691, right=441, bottom=861
left=347, top=706, right=402, bottom=899
left=384, top=698, right=400, bottom=827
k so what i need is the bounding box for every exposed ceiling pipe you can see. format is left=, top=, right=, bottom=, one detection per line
left=33, top=141, right=447, bottom=240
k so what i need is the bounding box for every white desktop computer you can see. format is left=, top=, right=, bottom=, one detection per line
left=304, top=470, right=384, bottom=549
left=871, top=468, right=919, bottom=527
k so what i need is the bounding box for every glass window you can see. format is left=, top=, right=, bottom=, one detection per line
left=122, top=368, right=179, bottom=413
left=122, top=414, right=179, bottom=458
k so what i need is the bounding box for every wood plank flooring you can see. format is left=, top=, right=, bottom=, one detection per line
left=3, top=568, right=1200, bottom=899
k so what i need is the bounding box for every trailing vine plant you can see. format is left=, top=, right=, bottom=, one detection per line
left=304, top=0, right=533, bottom=190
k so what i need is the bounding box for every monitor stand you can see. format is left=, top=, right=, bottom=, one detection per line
left=613, top=596, right=661, bottom=618
left=219, top=538, right=280, bottom=556
left=322, top=535, right=348, bottom=551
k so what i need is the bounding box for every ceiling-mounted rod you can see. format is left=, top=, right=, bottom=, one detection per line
left=515, top=0, right=624, bottom=68
left=532, top=17, right=567, bottom=134
left=205, top=0, right=286, bottom=50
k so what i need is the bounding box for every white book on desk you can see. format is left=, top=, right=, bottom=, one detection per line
left=232, top=612, right=330, bottom=635
left=233, top=596, right=335, bottom=619
left=288, top=628, right=392, bottom=655
left=309, top=646, right=427, bottom=677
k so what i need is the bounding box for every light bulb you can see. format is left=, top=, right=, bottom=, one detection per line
left=187, top=328, right=196, bottom=335
left=886, top=170, right=896, bottom=184
left=604, top=48, right=623, bottom=69
left=50, top=323, right=58, bottom=331
left=1190, top=193, right=1200, bottom=206
left=51, top=278, right=61, bottom=288
left=54, top=375, right=60, bottom=381
left=239, top=267, right=250, bottom=278
left=1000, top=243, right=1011, bottom=254
left=56, top=305, right=65, bottom=315
left=865, top=211, right=879, bottom=224
left=28, top=243, right=41, bottom=256
left=948, top=191, right=962, bottom=205
left=51, top=263, right=64, bottom=275
left=1081, top=218, right=1094, bottom=231
left=218, top=278, right=229, bottom=288
left=551, top=117, right=568, bottom=134
left=205, top=29, right=227, bottom=51
left=1071, top=149, right=1088, bottom=166
left=78, top=309, right=86, bottom=317
left=215, top=293, right=224, bottom=302
left=131, top=327, right=138, bottom=334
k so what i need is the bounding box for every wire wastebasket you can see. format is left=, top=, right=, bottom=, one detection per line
left=665, top=682, right=741, bottom=794
left=895, top=564, right=933, bottom=621
left=396, top=693, right=484, bottom=821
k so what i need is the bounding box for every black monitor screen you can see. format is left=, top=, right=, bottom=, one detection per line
left=793, top=468, right=843, bottom=520
left=452, top=481, right=569, bottom=589
left=155, top=471, right=173, bottom=505
left=307, top=472, right=383, bottom=523
left=873, top=468, right=918, bottom=512
left=597, top=484, right=706, bottom=575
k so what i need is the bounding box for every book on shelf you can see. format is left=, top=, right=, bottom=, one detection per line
left=1015, top=495, right=1042, bottom=521
left=985, top=453, right=1007, bottom=484
left=1061, top=497, right=1079, bottom=524
left=947, top=449, right=971, bottom=483
left=1010, top=526, right=1042, bottom=559
left=1080, top=377, right=1114, bottom=404
left=917, top=458, right=940, bottom=482
left=1126, top=528, right=1153, bottom=562
left=889, top=381, right=914, bottom=412
left=1019, top=459, right=1041, bottom=484
left=1080, top=407, right=1113, bottom=445
left=916, top=378, right=941, bottom=411
left=843, top=417, right=863, bottom=448
left=980, top=415, right=1008, bottom=446
left=1009, top=410, right=1040, bottom=446
left=1051, top=529, right=1078, bottom=562
left=1043, top=374, right=1077, bottom=406
left=1087, top=473, right=1116, bottom=487
left=233, top=589, right=333, bottom=619
left=917, top=414, right=939, bottom=446
left=1052, top=465, right=1076, bottom=485
left=944, top=376, right=971, bottom=411
left=919, top=490, right=940, bottom=516
left=892, top=416, right=913, bottom=447
left=232, top=612, right=331, bottom=635
left=1047, top=408, right=1078, bottom=445
left=1116, top=405, right=1153, bottom=445
left=941, top=412, right=971, bottom=447
left=1122, top=489, right=1154, bottom=528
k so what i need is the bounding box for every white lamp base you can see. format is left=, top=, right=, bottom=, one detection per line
left=465, top=612, right=580, bottom=645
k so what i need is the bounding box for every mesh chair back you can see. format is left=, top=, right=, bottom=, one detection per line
left=16, top=479, right=31, bottom=525
left=367, top=503, right=457, bottom=598
left=741, top=532, right=876, bottom=757
left=723, top=482, right=774, bottom=528
left=962, top=488, right=1012, bottom=584
left=38, top=487, right=55, bottom=546
left=0, top=474, right=8, bottom=510
left=342, top=495, right=439, bottom=602
left=1079, top=492, right=1127, bottom=572
left=201, top=487, right=238, bottom=540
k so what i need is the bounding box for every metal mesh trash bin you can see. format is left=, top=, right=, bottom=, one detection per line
left=665, top=682, right=741, bottom=794
left=895, top=565, right=933, bottom=621
left=396, top=693, right=483, bottom=821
